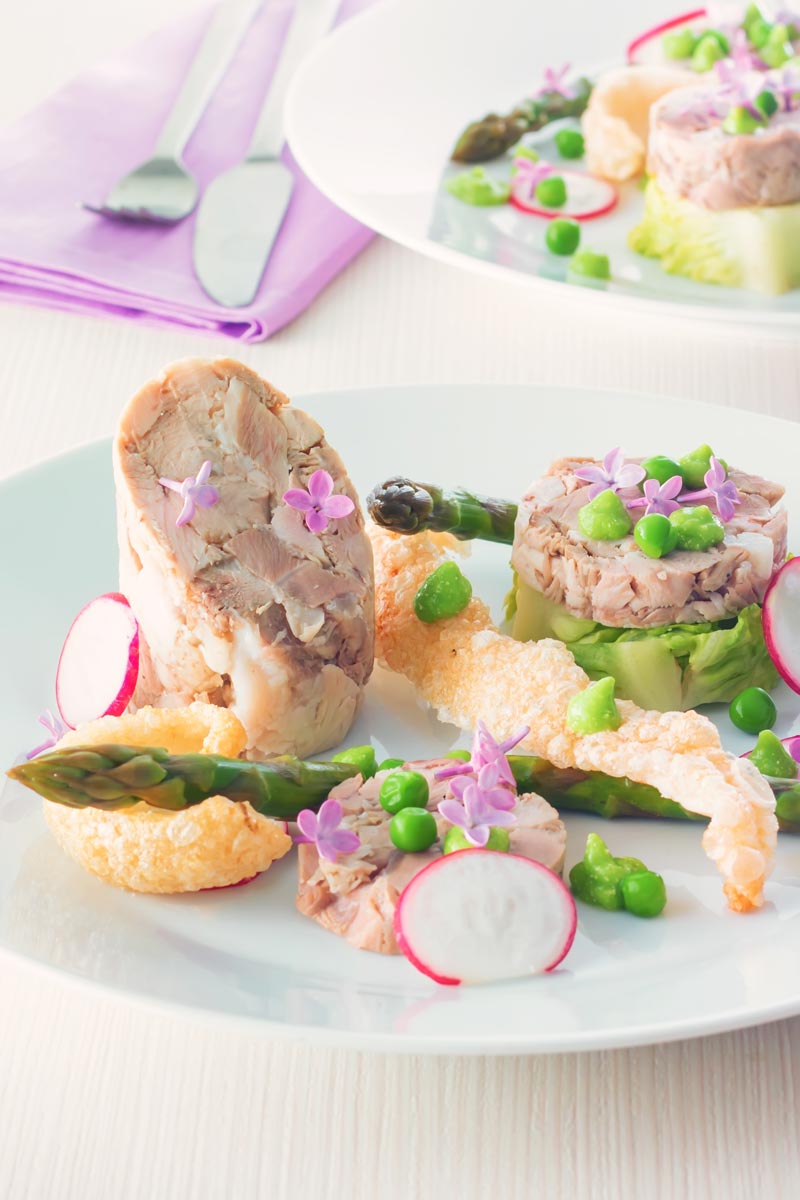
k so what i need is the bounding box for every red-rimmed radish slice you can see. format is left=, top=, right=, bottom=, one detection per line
left=626, top=8, right=707, bottom=66
left=510, top=171, right=617, bottom=220
left=394, top=850, right=577, bottom=986
left=763, top=559, right=800, bottom=693
left=56, top=593, right=140, bottom=729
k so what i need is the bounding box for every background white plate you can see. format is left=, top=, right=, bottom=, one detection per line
left=285, top=0, right=800, bottom=328
left=2, top=384, right=800, bottom=1054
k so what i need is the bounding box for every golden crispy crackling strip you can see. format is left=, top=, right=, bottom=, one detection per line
left=369, top=525, right=777, bottom=912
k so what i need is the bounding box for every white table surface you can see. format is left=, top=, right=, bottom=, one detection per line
left=1, top=2, right=800, bottom=1197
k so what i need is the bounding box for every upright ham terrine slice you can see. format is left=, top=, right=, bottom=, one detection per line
left=296, top=761, right=567, bottom=954
left=114, top=358, right=374, bottom=758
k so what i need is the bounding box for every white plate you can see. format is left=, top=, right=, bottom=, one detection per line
left=285, top=0, right=800, bottom=329
left=2, top=383, right=800, bottom=1054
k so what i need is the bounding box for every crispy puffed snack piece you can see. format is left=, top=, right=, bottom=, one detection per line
left=582, top=65, right=692, bottom=180
left=368, top=525, right=777, bottom=913
left=44, top=702, right=291, bottom=893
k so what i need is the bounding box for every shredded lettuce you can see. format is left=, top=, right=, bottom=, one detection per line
left=629, top=180, right=800, bottom=295
left=508, top=577, right=777, bottom=711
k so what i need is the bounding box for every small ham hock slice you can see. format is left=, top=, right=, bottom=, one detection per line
left=114, top=358, right=374, bottom=758
left=296, top=761, right=567, bottom=955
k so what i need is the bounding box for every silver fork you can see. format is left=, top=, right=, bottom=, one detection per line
left=84, top=0, right=264, bottom=224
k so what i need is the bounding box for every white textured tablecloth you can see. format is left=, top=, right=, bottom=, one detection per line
left=1, top=2, right=799, bottom=1198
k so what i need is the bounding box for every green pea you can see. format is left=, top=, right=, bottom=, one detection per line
left=331, top=745, right=377, bottom=779
left=566, top=677, right=622, bottom=735
left=583, top=832, right=645, bottom=883
left=389, top=807, right=438, bottom=853
left=444, top=749, right=471, bottom=762
left=535, top=175, right=567, bottom=208
left=692, top=33, right=726, bottom=71
left=722, top=105, right=763, bottom=135
left=554, top=128, right=585, bottom=159
left=634, top=513, right=679, bottom=559
left=414, top=561, right=473, bottom=623
left=578, top=490, right=632, bottom=541
left=379, top=769, right=430, bottom=815
left=620, top=870, right=667, bottom=917
left=378, top=757, right=406, bottom=772
left=749, top=730, right=799, bottom=779
left=662, top=28, right=698, bottom=59
left=755, top=89, right=779, bottom=118
left=641, top=456, right=683, bottom=486
left=678, top=444, right=724, bottom=489
left=669, top=505, right=725, bottom=551
left=443, top=825, right=510, bottom=854
left=701, top=28, right=730, bottom=52
left=546, top=217, right=581, bottom=256
left=729, top=687, right=777, bottom=735
left=568, top=248, right=611, bottom=281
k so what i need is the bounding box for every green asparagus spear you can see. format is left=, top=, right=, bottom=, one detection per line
left=451, top=78, right=593, bottom=163
left=507, top=755, right=800, bottom=834
left=7, top=745, right=360, bottom=819
left=367, top=477, right=517, bottom=544
left=11, top=744, right=799, bottom=835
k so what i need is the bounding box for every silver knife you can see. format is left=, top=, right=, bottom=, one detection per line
left=193, top=0, right=341, bottom=307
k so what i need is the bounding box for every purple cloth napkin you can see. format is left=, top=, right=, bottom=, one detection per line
left=0, top=0, right=375, bottom=342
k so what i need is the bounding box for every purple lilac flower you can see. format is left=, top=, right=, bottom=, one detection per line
left=512, top=157, right=553, bottom=200
left=574, top=449, right=646, bottom=500
left=159, top=460, right=219, bottom=528
left=536, top=63, right=573, bottom=98
left=295, top=798, right=360, bottom=861
left=26, top=710, right=67, bottom=760
left=283, top=469, right=355, bottom=534
left=626, top=475, right=684, bottom=517
left=681, top=456, right=741, bottom=522
left=436, top=720, right=529, bottom=788
left=714, top=59, right=765, bottom=118
left=437, top=763, right=517, bottom=847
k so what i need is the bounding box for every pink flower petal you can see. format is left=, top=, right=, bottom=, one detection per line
left=438, top=799, right=469, bottom=829
left=466, top=825, right=490, bottom=847
left=308, top=469, right=334, bottom=505
left=485, top=808, right=516, bottom=828
left=176, top=496, right=195, bottom=527
left=283, top=488, right=313, bottom=512
left=322, top=494, right=355, bottom=519
left=296, top=809, right=318, bottom=840
left=448, top=776, right=470, bottom=803
left=159, top=477, right=182, bottom=494
left=305, top=508, right=329, bottom=534
left=196, top=461, right=213, bottom=486
left=616, top=463, right=646, bottom=489
left=326, top=829, right=361, bottom=855
left=192, top=485, right=219, bottom=509
left=316, top=798, right=343, bottom=837
left=574, top=465, right=607, bottom=486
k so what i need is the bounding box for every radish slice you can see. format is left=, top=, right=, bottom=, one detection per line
left=763, top=559, right=800, bottom=693
left=626, top=8, right=707, bottom=66
left=56, top=593, right=140, bottom=729
left=510, top=170, right=618, bottom=220
left=394, top=850, right=577, bottom=986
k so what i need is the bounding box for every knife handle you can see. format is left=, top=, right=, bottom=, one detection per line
left=154, top=0, right=264, bottom=160
left=247, top=0, right=341, bottom=162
